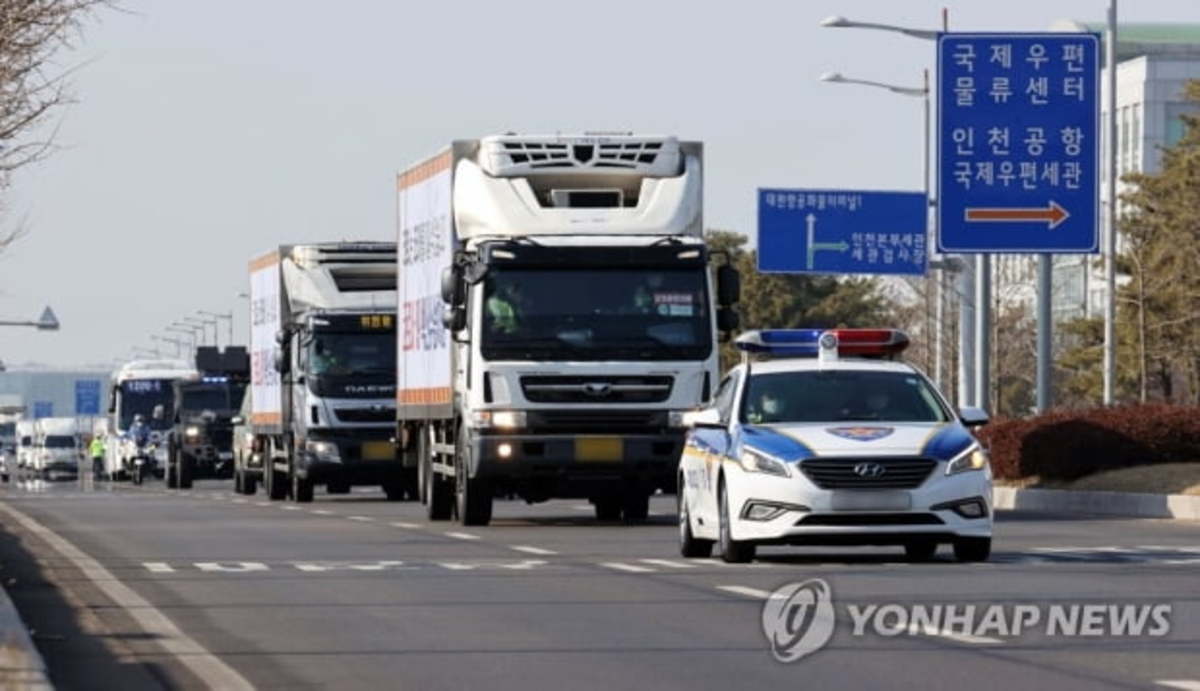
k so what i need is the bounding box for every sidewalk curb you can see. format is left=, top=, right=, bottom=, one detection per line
left=0, top=577, right=53, bottom=690
left=993, top=486, right=1200, bottom=521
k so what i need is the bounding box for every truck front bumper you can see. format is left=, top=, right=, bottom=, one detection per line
left=469, top=429, right=683, bottom=494
left=295, top=431, right=402, bottom=485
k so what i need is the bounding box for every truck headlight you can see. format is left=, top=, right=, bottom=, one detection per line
left=668, top=410, right=690, bottom=428
left=471, top=410, right=526, bottom=430
left=306, top=440, right=341, bottom=462
left=946, top=444, right=988, bottom=475
left=185, top=426, right=201, bottom=439
left=738, top=448, right=790, bottom=477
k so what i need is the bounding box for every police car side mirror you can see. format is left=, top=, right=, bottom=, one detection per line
left=684, top=408, right=722, bottom=429
left=959, top=406, right=989, bottom=428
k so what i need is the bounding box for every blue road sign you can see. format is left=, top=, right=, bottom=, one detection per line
left=75, top=380, right=101, bottom=415
left=32, top=401, right=53, bottom=419
left=938, top=33, right=1100, bottom=253
left=758, top=189, right=927, bottom=275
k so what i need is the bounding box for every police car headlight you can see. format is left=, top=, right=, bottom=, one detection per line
left=946, top=444, right=989, bottom=475
left=185, top=426, right=201, bottom=439
left=738, top=448, right=790, bottom=477
left=306, top=440, right=341, bottom=462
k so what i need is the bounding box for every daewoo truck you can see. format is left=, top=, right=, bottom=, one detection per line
left=248, top=242, right=406, bottom=502
left=396, top=134, right=739, bottom=526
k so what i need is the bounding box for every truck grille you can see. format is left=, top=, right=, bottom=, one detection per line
left=209, top=429, right=233, bottom=448
left=527, top=410, right=666, bottom=434
left=521, top=376, right=673, bottom=404
left=799, top=457, right=937, bottom=490
left=335, top=407, right=395, bottom=423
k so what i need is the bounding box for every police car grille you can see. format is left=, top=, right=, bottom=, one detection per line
left=800, top=457, right=936, bottom=489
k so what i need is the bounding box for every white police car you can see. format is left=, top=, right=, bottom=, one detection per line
left=677, top=329, right=993, bottom=563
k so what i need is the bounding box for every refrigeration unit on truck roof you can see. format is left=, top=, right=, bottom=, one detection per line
left=277, top=241, right=397, bottom=314
left=410, top=133, right=703, bottom=242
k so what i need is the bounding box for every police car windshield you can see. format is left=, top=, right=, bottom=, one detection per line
left=741, top=370, right=951, bottom=424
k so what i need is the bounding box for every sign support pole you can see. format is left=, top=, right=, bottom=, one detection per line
left=1102, top=0, right=1118, bottom=405
left=974, top=255, right=990, bottom=410
left=1037, top=254, right=1053, bottom=412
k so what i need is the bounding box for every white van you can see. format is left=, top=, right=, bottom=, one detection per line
left=16, top=420, right=36, bottom=471
left=34, top=417, right=80, bottom=479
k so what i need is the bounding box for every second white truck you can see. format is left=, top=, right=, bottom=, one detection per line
left=396, top=133, right=739, bottom=526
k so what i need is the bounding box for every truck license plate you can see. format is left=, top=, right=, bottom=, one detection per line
left=362, top=441, right=395, bottom=461
left=575, top=437, right=622, bottom=462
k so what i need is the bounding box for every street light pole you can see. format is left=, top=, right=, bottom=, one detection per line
left=199, top=310, right=233, bottom=348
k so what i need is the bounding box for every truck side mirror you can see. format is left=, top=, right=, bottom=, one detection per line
left=441, top=266, right=465, bottom=306
left=716, top=265, right=740, bottom=307
left=275, top=329, right=289, bottom=346
left=717, top=308, right=739, bottom=334
left=273, top=349, right=290, bottom=375
left=443, top=305, right=466, bottom=332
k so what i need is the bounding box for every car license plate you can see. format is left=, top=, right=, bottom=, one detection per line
left=361, top=441, right=395, bottom=461
left=830, top=491, right=912, bottom=511
left=575, top=437, right=622, bottom=462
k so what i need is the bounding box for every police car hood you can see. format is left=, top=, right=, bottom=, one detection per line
left=743, top=422, right=976, bottom=461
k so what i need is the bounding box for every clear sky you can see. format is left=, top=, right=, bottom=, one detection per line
left=2, top=0, right=1199, bottom=367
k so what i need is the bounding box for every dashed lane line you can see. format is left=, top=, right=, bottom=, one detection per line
left=310, top=509, right=335, bottom=516
left=715, top=585, right=780, bottom=599
left=510, top=545, right=557, bottom=556
left=347, top=515, right=375, bottom=522
left=445, top=531, right=481, bottom=540
left=905, top=622, right=1002, bottom=645
left=1159, top=682, right=1200, bottom=691
left=391, top=522, right=422, bottom=529
left=0, top=500, right=255, bottom=690
left=639, top=558, right=696, bottom=569
left=143, top=562, right=175, bottom=573
left=599, top=562, right=655, bottom=573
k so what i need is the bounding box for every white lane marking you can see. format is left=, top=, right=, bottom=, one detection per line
left=311, top=509, right=334, bottom=515
left=195, top=562, right=270, bottom=573
left=0, top=500, right=255, bottom=690
left=391, top=521, right=422, bottom=529
left=231, top=499, right=248, bottom=504
left=716, top=585, right=784, bottom=599
left=445, top=531, right=480, bottom=540
left=280, top=505, right=300, bottom=511
left=347, top=515, right=375, bottom=522
left=439, top=560, right=548, bottom=571
left=639, top=558, right=696, bottom=569
left=295, top=560, right=409, bottom=572
left=905, top=622, right=1002, bottom=645
left=600, top=562, right=655, bottom=573
left=1157, top=682, right=1200, bottom=691
left=143, top=562, right=175, bottom=573
left=510, top=545, right=557, bottom=556
left=255, top=501, right=271, bottom=507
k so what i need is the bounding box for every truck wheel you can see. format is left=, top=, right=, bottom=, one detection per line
left=243, top=473, right=258, bottom=495
left=166, top=453, right=179, bottom=489
left=179, top=454, right=194, bottom=489
left=234, top=470, right=243, bottom=494
left=593, top=498, right=621, bottom=522
left=454, top=427, right=492, bottom=526
left=292, top=472, right=314, bottom=503
left=382, top=481, right=404, bottom=501
left=266, top=451, right=287, bottom=501
left=622, top=491, right=650, bottom=523
left=718, top=480, right=755, bottom=563
left=678, top=489, right=713, bottom=558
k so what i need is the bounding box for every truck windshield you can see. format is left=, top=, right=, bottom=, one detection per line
left=740, top=370, right=951, bottom=425
left=0, top=423, right=13, bottom=438
left=182, top=388, right=229, bottom=411
left=44, top=435, right=75, bottom=449
left=309, top=332, right=395, bottom=376
left=481, top=268, right=711, bottom=361
left=119, top=379, right=174, bottom=430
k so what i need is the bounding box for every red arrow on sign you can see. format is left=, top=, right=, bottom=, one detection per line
left=964, top=200, right=1070, bottom=229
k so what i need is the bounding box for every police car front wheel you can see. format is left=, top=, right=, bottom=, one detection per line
left=718, top=481, right=755, bottom=563
left=953, top=537, right=991, bottom=562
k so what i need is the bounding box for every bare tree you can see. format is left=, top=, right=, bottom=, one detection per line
left=0, top=0, right=110, bottom=252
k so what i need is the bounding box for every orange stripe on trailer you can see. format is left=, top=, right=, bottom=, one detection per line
left=398, top=387, right=452, bottom=405
left=397, top=150, right=453, bottom=190
left=250, top=412, right=281, bottom=425
left=248, top=251, right=280, bottom=272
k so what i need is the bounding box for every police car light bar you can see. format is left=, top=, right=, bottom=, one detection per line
left=734, top=329, right=910, bottom=359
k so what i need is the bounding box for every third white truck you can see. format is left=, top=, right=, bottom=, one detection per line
left=396, top=133, right=739, bottom=526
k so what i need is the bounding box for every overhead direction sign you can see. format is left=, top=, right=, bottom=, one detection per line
left=938, top=33, right=1100, bottom=253
left=758, top=189, right=927, bottom=276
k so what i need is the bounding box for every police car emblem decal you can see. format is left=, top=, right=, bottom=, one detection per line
left=826, top=426, right=895, bottom=442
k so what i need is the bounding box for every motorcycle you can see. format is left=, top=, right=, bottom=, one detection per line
left=130, top=438, right=158, bottom=485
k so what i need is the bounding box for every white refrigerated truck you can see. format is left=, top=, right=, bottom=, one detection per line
left=396, top=133, right=740, bottom=526
left=247, top=242, right=406, bottom=502
left=33, top=416, right=80, bottom=479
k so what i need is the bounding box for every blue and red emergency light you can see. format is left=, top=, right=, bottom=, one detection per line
left=734, top=329, right=910, bottom=359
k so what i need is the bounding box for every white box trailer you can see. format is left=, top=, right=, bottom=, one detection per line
left=397, top=134, right=740, bottom=526
left=246, top=242, right=407, bottom=503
